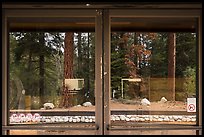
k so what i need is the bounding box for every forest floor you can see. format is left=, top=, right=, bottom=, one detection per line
left=67, top=99, right=187, bottom=111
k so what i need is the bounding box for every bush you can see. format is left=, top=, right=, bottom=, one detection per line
left=183, top=66, right=196, bottom=97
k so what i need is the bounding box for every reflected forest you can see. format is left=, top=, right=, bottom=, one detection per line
left=9, top=32, right=196, bottom=110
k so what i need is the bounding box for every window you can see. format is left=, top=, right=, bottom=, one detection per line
left=2, top=2, right=202, bottom=135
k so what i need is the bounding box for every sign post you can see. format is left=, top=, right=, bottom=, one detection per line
left=187, top=98, right=196, bottom=112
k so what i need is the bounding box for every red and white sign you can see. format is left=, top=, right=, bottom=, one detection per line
left=187, top=98, right=196, bottom=112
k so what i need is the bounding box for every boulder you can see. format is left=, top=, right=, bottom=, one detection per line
left=160, top=97, right=167, bottom=103
left=82, top=102, right=92, bottom=107
left=141, top=98, right=151, bottom=105
left=43, top=103, right=55, bottom=109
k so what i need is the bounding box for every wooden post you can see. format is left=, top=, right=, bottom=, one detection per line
left=95, top=10, right=103, bottom=135
left=103, top=9, right=111, bottom=135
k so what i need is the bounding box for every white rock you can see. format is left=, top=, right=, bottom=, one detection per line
left=158, top=118, right=163, bottom=121
left=130, top=117, right=136, bottom=121
left=115, top=116, right=120, bottom=121
left=88, top=116, right=93, bottom=119
left=51, top=117, right=56, bottom=122
left=46, top=119, right=51, bottom=123
left=173, top=116, right=178, bottom=120
left=64, top=117, right=69, bottom=122
left=191, top=118, right=196, bottom=122
left=72, top=119, right=77, bottom=123
left=186, top=117, right=191, bottom=122
left=163, top=117, right=169, bottom=121
left=141, top=98, right=151, bottom=105
left=112, top=117, right=116, bottom=121
left=140, top=118, right=145, bottom=121
left=59, top=117, right=64, bottom=122
left=178, top=116, right=183, bottom=119
left=82, top=102, right=92, bottom=107
left=160, top=97, right=167, bottom=103
left=144, top=117, right=150, bottom=121
left=76, top=118, right=81, bottom=122
left=182, top=118, right=187, bottom=121
left=43, top=103, right=55, bottom=109
left=120, top=115, right=126, bottom=121
left=125, top=118, right=130, bottom=121
left=135, top=117, right=140, bottom=121
left=81, top=117, right=85, bottom=122
left=68, top=118, right=73, bottom=122
left=89, top=119, right=93, bottom=122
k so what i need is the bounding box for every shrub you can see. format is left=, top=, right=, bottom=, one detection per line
left=183, top=66, right=196, bottom=97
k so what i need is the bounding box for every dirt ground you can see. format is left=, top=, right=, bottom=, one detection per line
left=9, top=100, right=196, bottom=135
left=68, top=99, right=187, bottom=111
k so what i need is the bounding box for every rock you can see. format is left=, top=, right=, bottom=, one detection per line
left=141, top=98, right=151, bottom=105
left=173, top=116, right=178, bottom=121
left=115, top=116, right=120, bottom=121
left=81, top=117, right=85, bottom=122
left=160, top=97, right=167, bottom=103
left=11, top=114, right=197, bottom=124
left=72, top=119, right=77, bottom=123
left=82, top=102, right=92, bottom=107
left=43, top=103, right=55, bottom=109
left=125, top=118, right=130, bottom=121
left=130, top=117, right=136, bottom=121
left=89, top=119, right=93, bottom=122
left=120, top=115, right=126, bottom=121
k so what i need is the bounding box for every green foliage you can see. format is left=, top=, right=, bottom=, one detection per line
left=9, top=32, right=64, bottom=109
left=183, top=66, right=196, bottom=97
left=111, top=33, right=130, bottom=91
left=149, top=33, right=168, bottom=77
left=73, top=33, right=95, bottom=104
left=176, top=33, right=196, bottom=77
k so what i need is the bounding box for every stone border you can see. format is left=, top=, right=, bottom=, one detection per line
left=10, top=114, right=196, bottom=124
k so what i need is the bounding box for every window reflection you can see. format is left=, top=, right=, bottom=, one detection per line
left=110, top=32, right=197, bottom=125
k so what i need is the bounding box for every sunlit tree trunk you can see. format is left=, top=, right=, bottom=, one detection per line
left=77, top=32, right=82, bottom=77
left=168, top=33, right=176, bottom=101
left=60, top=32, right=74, bottom=108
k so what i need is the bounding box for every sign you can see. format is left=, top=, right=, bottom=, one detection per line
left=65, top=79, right=84, bottom=90
left=187, top=98, right=196, bottom=112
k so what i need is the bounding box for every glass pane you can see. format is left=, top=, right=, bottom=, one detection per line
left=110, top=17, right=197, bottom=134
left=8, top=17, right=96, bottom=130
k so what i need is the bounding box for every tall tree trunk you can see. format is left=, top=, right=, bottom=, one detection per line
left=60, top=32, right=74, bottom=108
left=86, top=33, right=90, bottom=100
left=168, top=33, right=176, bottom=101
left=77, top=32, right=82, bottom=77
left=26, top=50, right=32, bottom=109
left=39, top=33, right=45, bottom=107
left=26, top=50, right=32, bottom=96
left=39, top=55, right=45, bottom=105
